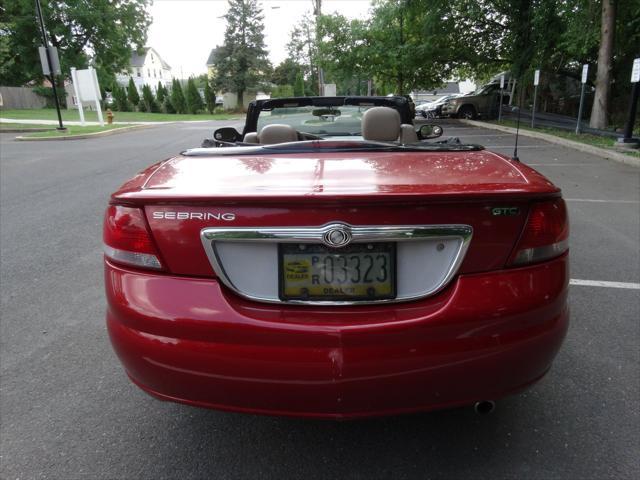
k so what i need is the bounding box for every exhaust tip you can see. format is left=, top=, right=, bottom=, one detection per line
left=474, top=400, right=495, bottom=415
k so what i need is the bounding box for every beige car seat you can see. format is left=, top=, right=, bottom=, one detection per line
left=361, top=107, right=418, bottom=144
left=243, top=124, right=298, bottom=144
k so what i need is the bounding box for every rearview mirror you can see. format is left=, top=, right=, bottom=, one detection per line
left=419, top=124, right=443, bottom=139
left=213, top=127, right=241, bottom=143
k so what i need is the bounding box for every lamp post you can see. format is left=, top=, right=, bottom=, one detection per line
left=312, top=0, right=324, bottom=95
left=35, top=0, right=65, bottom=131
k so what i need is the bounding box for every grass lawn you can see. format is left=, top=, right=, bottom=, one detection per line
left=18, top=124, right=134, bottom=139
left=0, top=122, right=55, bottom=130
left=0, top=108, right=240, bottom=123
left=488, top=119, right=640, bottom=158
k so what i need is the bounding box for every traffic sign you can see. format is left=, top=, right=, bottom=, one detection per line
left=534, top=70, right=540, bottom=86
left=581, top=64, right=589, bottom=84
left=38, top=46, right=61, bottom=76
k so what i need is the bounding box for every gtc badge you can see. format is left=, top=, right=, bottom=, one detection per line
left=323, top=225, right=352, bottom=248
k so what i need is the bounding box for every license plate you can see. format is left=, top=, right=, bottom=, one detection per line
left=279, top=243, right=396, bottom=301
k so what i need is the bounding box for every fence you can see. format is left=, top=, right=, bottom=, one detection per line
left=0, top=86, right=47, bottom=109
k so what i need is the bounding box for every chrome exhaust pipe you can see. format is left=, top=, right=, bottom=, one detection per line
left=474, top=400, right=495, bottom=415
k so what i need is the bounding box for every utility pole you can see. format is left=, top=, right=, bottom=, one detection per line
left=398, top=0, right=404, bottom=95
left=312, top=0, right=324, bottom=95
left=35, top=0, right=65, bottom=131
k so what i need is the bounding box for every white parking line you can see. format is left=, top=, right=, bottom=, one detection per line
left=570, top=279, right=640, bottom=289
left=528, top=163, right=594, bottom=167
left=564, top=198, right=640, bottom=204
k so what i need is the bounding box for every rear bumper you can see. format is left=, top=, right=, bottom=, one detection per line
left=106, top=254, right=569, bottom=419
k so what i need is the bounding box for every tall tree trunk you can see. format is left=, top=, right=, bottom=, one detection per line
left=589, top=0, right=616, bottom=129
left=237, top=89, right=244, bottom=109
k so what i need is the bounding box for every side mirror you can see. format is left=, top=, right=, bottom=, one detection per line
left=213, top=127, right=241, bottom=143
left=419, top=124, right=443, bottom=139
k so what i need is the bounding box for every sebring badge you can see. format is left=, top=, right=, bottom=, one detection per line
left=323, top=225, right=352, bottom=248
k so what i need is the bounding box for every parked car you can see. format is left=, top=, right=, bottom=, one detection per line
left=442, top=84, right=509, bottom=119
left=104, top=95, right=569, bottom=419
left=415, top=94, right=464, bottom=118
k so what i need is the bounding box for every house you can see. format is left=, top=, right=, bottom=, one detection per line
left=116, top=47, right=173, bottom=93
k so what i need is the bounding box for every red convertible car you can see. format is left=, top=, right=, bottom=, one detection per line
left=104, top=96, right=569, bottom=419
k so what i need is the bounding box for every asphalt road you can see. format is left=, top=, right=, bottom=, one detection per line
left=1, top=120, right=638, bottom=479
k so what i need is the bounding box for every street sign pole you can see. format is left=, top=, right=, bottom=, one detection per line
left=576, top=64, right=588, bottom=134
left=498, top=75, right=504, bottom=121
left=532, top=69, right=540, bottom=128
left=618, top=57, right=640, bottom=146
left=35, top=0, right=65, bottom=131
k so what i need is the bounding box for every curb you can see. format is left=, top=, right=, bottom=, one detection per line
left=14, top=123, right=155, bottom=141
left=459, top=119, right=640, bottom=168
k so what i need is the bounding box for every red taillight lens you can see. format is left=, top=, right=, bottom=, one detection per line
left=508, top=199, right=569, bottom=266
left=103, top=205, right=163, bottom=270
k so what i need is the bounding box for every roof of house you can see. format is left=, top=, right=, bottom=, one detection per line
left=130, top=47, right=171, bottom=70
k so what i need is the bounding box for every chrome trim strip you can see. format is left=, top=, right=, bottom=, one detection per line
left=200, top=223, right=473, bottom=306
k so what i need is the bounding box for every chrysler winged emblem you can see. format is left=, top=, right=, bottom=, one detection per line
left=323, top=225, right=352, bottom=248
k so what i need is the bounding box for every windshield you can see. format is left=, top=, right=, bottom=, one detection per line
left=257, top=105, right=375, bottom=136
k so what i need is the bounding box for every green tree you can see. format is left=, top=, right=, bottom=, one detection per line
left=0, top=0, right=151, bottom=86
left=163, top=96, right=176, bottom=114
left=156, top=82, right=166, bottom=104
left=204, top=79, right=216, bottom=114
left=293, top=71, right=305, bottom=96
left=112, top=84, right=129, bottom=111
left=271, top=58, right=301, bottom=86
left=127, top=77, right=140, bottom=107
left=213, top=0, right=270, bottom=107
left=287, top=13, right=319, bottom=95
left=185, top=77, right=204, bottom=114
left=170, top=78, right=186, bottom=114
left=141, top=84, right=157, bottom=112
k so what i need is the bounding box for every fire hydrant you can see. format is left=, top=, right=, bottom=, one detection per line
left=106, top=109, right=114, bottom=125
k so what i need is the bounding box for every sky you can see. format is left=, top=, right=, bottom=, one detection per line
left=147, top=0, right=372, bottom=78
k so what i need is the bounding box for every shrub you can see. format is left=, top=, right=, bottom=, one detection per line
left=112, top=84, right=130, bottom=111
left=293, top=72, right=305, bottom=97
left=137, top=99, right=147, bottom=112
left=156, top=82, right=166, bottom=104
left=185, top=77, right=204, bottom=114
left=163, top=96, right=175, bottom=114
left=32, top=84, right=67, bottom=108
left=141, top=84, right=158, bottom=112
left=170, top=79, right=186, bottom=114
left=127, top=77, right=140, bottom=108
left=204, top=80, right=215, bottom=114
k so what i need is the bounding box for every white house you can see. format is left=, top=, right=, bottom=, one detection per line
left=116, top=47, right=173, bottom=93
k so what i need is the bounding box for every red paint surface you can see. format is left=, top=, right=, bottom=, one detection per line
left=106, top=254, right=569, bottom=418
left=113, top=150, right=558, bottom=204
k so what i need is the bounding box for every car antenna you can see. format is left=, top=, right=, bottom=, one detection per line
left=511, top=78, right=523, bottom=162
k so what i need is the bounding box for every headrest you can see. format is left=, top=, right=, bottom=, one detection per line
left=361, top=107, right=401, bottom=141
left=258, top=124, right=298, bottom=144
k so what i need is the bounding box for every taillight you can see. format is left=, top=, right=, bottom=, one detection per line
left=103, top=205, right=163, bottom=270
left=508, top=199, right=569, bottom=266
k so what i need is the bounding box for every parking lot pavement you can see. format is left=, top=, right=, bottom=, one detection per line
left=1, top=121, right=638, bottom=479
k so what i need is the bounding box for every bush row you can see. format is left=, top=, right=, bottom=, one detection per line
left=110, top=77, right=219, bottom=114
